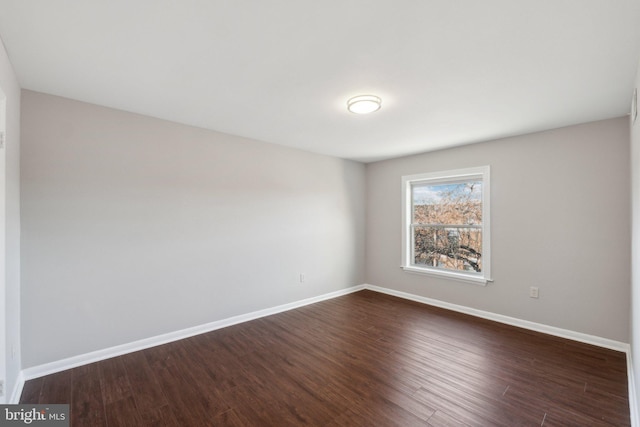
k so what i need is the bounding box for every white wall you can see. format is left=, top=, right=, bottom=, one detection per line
left=0, top=37, right=20, bottom=403
left=366, top=118, right=630, bottom=342
left=20, top=90, right=365, bottom=368
left=630, top=62, right=640, bottom=418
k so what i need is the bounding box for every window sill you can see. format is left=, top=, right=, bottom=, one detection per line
left=401, top=265, right=492, bottom=286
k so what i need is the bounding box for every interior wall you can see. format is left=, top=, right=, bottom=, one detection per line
left=20, top=90, right=366, bottom=368
left=366, top=117, right=630, bottom=342
left=630, top=61, right=640, bottom=415
left=0, top=37, right=20, bottom=403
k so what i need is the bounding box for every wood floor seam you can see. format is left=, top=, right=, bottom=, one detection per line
left=19, top=290, right=631, bottom=426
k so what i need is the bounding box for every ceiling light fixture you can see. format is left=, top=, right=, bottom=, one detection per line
left=347, top=95, right=382, bottom=114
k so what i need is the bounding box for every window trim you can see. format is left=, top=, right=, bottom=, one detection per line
left=401, top=166, right=492, bottom=285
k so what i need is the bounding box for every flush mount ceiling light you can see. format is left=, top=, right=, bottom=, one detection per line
left=347, top=95, right=382, bottom=114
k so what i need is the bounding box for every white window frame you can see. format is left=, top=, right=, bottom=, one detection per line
left=401, top=166, right=491, bottom=285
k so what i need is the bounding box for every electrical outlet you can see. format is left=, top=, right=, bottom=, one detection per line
left=529, top=286, right=539, bottom=299
left=299, top=273, right=305, bottom=283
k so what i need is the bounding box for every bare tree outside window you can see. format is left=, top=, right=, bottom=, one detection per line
left=402, top=166, right=490, bottom=284
left=411, top=181, right=483, bottom=273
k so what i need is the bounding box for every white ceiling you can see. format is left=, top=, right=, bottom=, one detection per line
left=0, top=1, right=639, bottom=162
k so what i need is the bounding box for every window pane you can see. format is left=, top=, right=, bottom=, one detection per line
left=412, top=181, right=482, bottom=225
left=413, top=226, right=482, bottom=273
left=402, top=166, right=490, bottom=282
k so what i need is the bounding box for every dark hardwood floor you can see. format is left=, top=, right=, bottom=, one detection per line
left=20, top=290, right=630, bottom=426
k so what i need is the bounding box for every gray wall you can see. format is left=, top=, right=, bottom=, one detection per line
left=20, top=90, right=366, bottom=368
left=18, top=88, right=633, bottom=373
left=0, top=38, right=21, bottom=402
left=631, top=61, right=640, bottom=413
left=366, top=118, right=630, bottom=342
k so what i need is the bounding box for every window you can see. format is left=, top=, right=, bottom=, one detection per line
left=402, top=166, right=491, bottom=284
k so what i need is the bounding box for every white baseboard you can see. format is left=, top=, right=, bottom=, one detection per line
left=362, top=285, right=637, bottom=425
left=9, top=371, right=25, bottom=404
left=363, top=284, right=629, bottom=352
left=16, top=282, right=636, bottom=423
left=20, top=285, right=366, bottom=383
left=628, top=352, right=639, bottom=427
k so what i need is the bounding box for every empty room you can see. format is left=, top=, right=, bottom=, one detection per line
left=1, top=1, right=640, bottom=426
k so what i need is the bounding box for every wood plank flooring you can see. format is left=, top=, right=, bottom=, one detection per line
left=20, top=290, right=630, bottom=426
